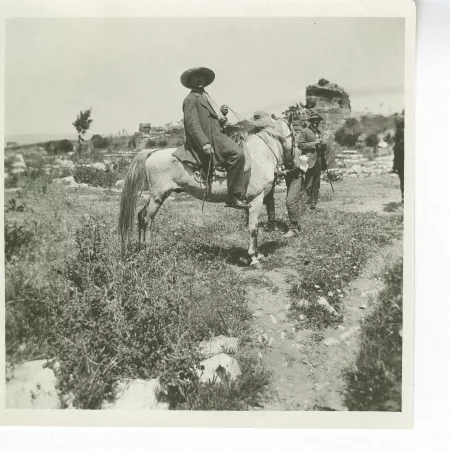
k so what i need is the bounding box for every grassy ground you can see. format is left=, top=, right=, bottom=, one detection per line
left=342, top=258, right=403, bottom=411
left=4, top=167, right=404, bottom=410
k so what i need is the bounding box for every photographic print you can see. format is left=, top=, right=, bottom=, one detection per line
left=1, top=0, right=415, bottom=428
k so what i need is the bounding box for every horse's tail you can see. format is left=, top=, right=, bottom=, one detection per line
left=118, top=148, right=156, bottom=242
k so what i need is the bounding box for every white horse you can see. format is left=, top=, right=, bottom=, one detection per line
left=118, top=116, right=295, bottom=268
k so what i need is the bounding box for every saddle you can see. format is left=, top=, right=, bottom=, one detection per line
left=172, top=133, right=247, bottom=183
left=172, top=145, right=227, bottom=183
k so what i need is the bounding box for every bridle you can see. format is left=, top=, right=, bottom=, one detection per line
left=255, top=119, right=296, bottom=172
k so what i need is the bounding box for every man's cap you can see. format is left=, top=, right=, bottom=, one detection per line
left=180, top=67, right=215, bottom=89
left=307, top=112, right=324, bottom=122
left=250, top=111, right=272, bottom=128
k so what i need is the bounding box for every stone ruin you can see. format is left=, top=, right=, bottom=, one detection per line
left=133, top=123, right=152, bottom=150
left=292, top=79, right=351, bottom=140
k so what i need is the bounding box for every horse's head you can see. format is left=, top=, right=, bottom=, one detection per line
left=261, top=114, right=295, bottom=165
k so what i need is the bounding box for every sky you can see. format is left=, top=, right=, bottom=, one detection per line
left=5, top=17, right=405, bottom=137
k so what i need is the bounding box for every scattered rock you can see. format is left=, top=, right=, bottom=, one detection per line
left=323, top=337, right=340, bottom=347
left=197, top=353, right=241, bottom=384
left=350, top=164, right=362, bottom=174
left=337, top=325, right=346, bottom=331
left=61, top=392, right=76, bottom=409
left=359, top=304, right=368, bottom=310
left=115, top=179, right=125, bottom=189
left=59, top=159, right=75, bottom=170
left=339, top=326, right=361, bottom=341
left=361, top=288, right=380, bottom=298
left=199, top=335, right=239, bottom=358
left=52, top=176, right=78, bottom=187
left=101, top=379, right=168, bottom=410
left=270, top=315, right=278, bottom=324
left=10, top=154, right=27, bottom=174
left=316, top=297, right=338, bottom=316
left=91, top=162, right=107, bottom=171
left=6, top=360, right=61, bottom=409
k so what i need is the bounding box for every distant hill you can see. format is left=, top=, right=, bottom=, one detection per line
left=4, top=133, right=92, bottom=146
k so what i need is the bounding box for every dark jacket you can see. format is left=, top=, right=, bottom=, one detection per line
left=183, top=90, right=225, bottom=165
left=297, top=126, right=320, bottom=154
left=393, top=115, right=404, bottom=172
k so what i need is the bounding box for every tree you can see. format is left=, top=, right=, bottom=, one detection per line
left=72, top=108, right=93, bottom=151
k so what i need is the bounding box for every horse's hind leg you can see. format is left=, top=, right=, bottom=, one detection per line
left=263, top=181, right=276, bottom=231
left=248, top=193, right=264, bottom=267
left=140, top=190, right=172, bottom=248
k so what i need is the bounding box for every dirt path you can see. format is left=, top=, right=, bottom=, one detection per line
left=239, top=177, right=403, bottom=411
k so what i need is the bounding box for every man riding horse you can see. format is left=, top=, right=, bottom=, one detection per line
left=181, top=66, right=250, bottom=209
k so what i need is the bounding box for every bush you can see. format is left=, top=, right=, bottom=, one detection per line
left=365, top=133, right=379, bottom=147
left=343, top=259, right=403, bottom=411
left=6, top=214, right=257, bottom=409
left=335, top=118, right=362, bottom=147
left=73, top=164, right=121, bottom=188
left=44, top=139, right=74, bottom=154
left=91, top=134, right=110, bottom=149
left=4, top=220, right=35, bottom=261
left=145, top=139, right=157, bottom=148
left=287, top=212, right=403, bottom=330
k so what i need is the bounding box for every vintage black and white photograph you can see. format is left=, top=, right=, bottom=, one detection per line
left=2, top=3, right=415, bottom=428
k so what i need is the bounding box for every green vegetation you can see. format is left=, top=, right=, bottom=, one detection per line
left=4, top=180, right=268, bottom=410
left=343, top=259, right=403, bottom=411
left=260, top=203, right=403, bottom=331
left=335, top=115, right=396, bottom=148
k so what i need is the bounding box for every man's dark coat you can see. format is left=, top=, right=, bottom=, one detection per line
left=183, top=90, right=234, bottom=166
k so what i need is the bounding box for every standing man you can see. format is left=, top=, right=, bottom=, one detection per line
left=281, top=146, right=306, bottom=238
left=392, top=110, right=405, bottom=203
left=181, top=67, right=250, bottom=209
left=297, top=112, right=327, bottom=210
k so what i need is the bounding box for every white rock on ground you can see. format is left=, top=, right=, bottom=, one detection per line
left=52, top=176, right=78, bottom=187
left=316, top=297, right=339, bottom=316
left=114, top=179, right=125, bottom=189
left=101, top=379, right=169, bottom=410
left=6, top=360, right=61, bottom=409
left=10, top=154, right=27, bottom=174
left=197, top=353, right=241, bottom=384
left=339, top=326, right=361, bottom=341
left=91, top=162, right=107, bottom=171
left=199, top=335, right=239, bottom=359
left=323, top=337, right=340, bottom=347
left=59, top=160, right=75, bottom=170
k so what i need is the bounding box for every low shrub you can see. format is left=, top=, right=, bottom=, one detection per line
left=335, top=118, right=362, bottom=147
left=287, top=211, right=403, bottom=330
left=4, top=220, right=35, bottom=261
left=91, top=134, right=110, bottom=149
left=6, top=214, right=257, bottom=409
left=145, top=139, right=157, bottom=149
left=73, top=165, right=121, bottom=188
left=173, top=353, right=272, bottom=410
left=44, top=139, right=74, bottom=154
left=365, top=133, right=379, bottom=148
left=343, top=259, right=403, bottom=411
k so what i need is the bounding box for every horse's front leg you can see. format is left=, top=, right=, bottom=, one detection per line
left=248, top=193, right=264, bottom=268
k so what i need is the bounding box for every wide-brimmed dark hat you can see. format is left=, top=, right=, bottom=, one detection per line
left=250, top=111, right=272, bottom=128
left=307, top=112, right=323, bottom=122
left=180, top=67, right=215, bottom=89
